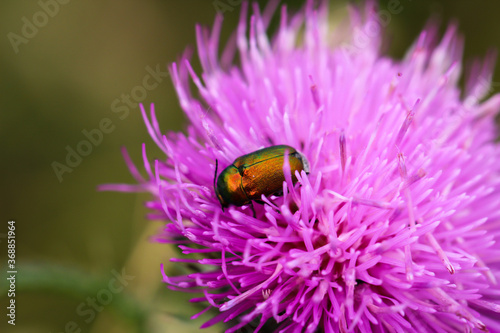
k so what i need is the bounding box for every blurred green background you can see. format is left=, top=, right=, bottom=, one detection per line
left=0, top=1, right=499, bottom=332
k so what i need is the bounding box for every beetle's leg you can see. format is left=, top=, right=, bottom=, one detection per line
left=250, top=202, right=257, bottom=218
left=254, top=199, right=266, bottom=205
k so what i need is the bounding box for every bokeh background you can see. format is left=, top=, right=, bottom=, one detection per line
left=1, top=1, right=499, bottom=332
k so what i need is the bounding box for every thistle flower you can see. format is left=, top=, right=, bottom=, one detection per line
left=102, top=1, right=500, bottom=332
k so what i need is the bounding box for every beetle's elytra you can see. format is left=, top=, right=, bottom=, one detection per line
left=215, top=145, right=310, bottom=209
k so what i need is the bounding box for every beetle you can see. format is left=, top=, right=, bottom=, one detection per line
left=214, top=145, right=310, bottom=210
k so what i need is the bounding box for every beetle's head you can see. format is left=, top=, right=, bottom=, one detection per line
left=215, top=186, right=229, bottom=210
left=215, top=165, right=248, bottom=209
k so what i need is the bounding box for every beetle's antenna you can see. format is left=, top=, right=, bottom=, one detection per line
left=214, top=159, right=225, bottom=211
left=214, top=159, right=219, bottom=193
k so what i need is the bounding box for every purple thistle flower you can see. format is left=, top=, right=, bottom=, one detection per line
left=102, top=1, right=500, bottom=332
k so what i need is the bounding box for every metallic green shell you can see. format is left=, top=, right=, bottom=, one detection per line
left=215, top=145, right=309, bottom=208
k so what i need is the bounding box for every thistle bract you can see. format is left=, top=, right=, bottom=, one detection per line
left=103, top=1, right=500, bottom=332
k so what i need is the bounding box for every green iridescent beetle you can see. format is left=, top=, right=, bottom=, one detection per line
left=214, top=145, right=310, bottom=210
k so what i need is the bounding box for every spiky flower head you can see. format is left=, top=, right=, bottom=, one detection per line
left=103, top=1, right=500, bottom=332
